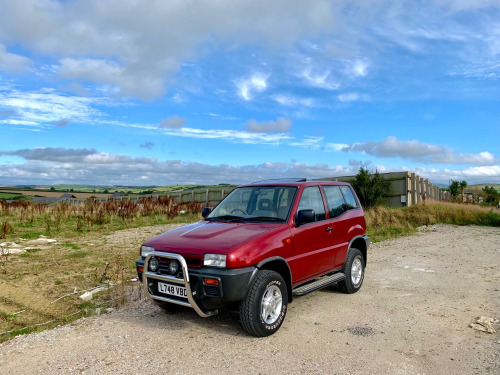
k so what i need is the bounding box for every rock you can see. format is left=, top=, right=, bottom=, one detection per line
left=469, top=316, right=498, bottom=334
left=79, top=292, right=93, bottom=302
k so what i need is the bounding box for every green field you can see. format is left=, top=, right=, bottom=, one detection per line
left=0, top=184, right=236, bottom=195
left=0, top=192, right=29, bottom=201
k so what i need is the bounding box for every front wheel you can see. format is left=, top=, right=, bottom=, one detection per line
left=337, top=248, right=365, bottom=294
left=239, top=270, right=288, bottom=337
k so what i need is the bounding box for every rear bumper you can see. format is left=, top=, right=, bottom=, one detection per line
left=136, top=252, right=255, bottom=315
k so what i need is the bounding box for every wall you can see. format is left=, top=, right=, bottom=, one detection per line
left=320, top=171, right=449, bottom=207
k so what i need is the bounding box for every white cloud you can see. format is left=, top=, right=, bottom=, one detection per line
left=349, top=59, right=369, bottom=77
left=288, top=137, right=324, bottom=150
left=0, top=89, right=104, bottom=127
left=236, top=74, right=269, bottom=100
left=0, top=0, right=344, bottom=99
left=159, top=116, right=187, bottom=129
left=462, top=165, right=500, bottom=177
left=337, top=93, right=360, bottom=102
left=272, top=95, right=315, bottom=107
left=161, top=127, right=292, bottom=145
left=301, top=67, right=339, bottom=90
left=342, top=136, right=499, bottom=166
left=245, top=117, right=292, bottom=133
left=325, top=142, right=349, bottom=151
left=1, top=147, right=498, bottom=186
left=0, top=44, right=32, bottom=73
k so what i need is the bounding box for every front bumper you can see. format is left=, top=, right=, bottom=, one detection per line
left=136, top=251, right=255, bottom=317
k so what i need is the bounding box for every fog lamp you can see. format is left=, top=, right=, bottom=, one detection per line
left=168, top=260, right=179, bottom=275
left=149, top=257, right=159, bottom=272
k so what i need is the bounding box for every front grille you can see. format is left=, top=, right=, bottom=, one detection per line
left=158, top=254, right=203, bottom=268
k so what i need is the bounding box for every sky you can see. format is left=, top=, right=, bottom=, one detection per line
left=0, top=0, right=499, bottom=187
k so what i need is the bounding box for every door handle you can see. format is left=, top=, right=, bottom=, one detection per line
left=325, top=227, right=333, bottom=233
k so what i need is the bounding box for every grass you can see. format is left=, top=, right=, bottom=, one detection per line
left=0, top=197, right=204, bottom=342
left=0, top=198, right=498, bottom=342
left=0, top=192, right=28, bottom=201
left=365, top=201, right=500, bottom=242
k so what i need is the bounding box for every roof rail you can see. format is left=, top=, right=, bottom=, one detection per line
left=251, top=178, right=307, bottom=184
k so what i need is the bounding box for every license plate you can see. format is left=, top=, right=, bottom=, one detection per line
left=158, top=282, right=188, bottom=298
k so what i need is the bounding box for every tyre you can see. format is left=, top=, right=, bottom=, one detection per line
left=337, top=248, right=365, bottom=294
left=239, top=270, right=288, bottom=337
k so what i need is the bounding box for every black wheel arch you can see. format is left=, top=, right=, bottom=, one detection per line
left=348, top=235, right=370, bottom=266
left=253, top=257, right=293, bottom=303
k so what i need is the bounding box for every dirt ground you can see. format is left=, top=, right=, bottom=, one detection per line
left=0, top=224, right=498, bottom=374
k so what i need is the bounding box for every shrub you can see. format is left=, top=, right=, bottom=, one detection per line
left=351, top=167, right=391, bottom=208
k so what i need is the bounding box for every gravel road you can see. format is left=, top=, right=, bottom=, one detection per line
left=1, top=224, right=499, bottom=374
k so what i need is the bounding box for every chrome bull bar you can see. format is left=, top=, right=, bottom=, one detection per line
left=143, top=251, right=217, bottom=317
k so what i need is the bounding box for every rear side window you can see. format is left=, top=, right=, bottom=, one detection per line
left=340, top=186, right=358, bottom=209
left=323, top=186, right=347, bottom=218
left=297, top=186, right=326, bottom=221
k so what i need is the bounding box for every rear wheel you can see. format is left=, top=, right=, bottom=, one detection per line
left=240, top=270, right=288, bottom=337
left=337, top=248, right=365, bottom=294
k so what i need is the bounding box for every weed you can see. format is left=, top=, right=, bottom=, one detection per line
left=1, top=221, right=13, bottom=239
left=366, top=201, right=500, bottom=242
left=20, top=232, right=43, bottom=239
left=25, top=248, right=42, bottom=253
left=0, top=245, right=8, bottom=274
left=65, top=251, right=88, bottom=259
left=62, top=243, right=80, bottom=250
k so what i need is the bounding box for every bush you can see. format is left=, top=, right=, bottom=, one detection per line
left=482, top=186, right=499, bottom=206
left=351, top=167, right=391, bottom=208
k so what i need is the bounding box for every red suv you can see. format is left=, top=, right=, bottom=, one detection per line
left=136, top=179, right=369, bottom=337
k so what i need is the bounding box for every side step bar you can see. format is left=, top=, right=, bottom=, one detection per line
left=292, top=273, right=346, bottom=296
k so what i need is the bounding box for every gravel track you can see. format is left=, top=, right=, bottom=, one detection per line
left=0, top=224, right=499, bottom=374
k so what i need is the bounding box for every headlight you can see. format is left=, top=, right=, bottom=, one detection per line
left=141, top=245, right=155, bottom=257
left=204, top=254, right=226, bottom=268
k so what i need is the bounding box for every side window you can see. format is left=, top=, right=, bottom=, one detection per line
left=323, top=186, right=347, bottom=218
left=340, top=186, right=358, bottom=209
left=297, top=186, right=326, bottom=221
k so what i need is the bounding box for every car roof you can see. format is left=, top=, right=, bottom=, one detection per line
left=240, top=179, right=352, bottom=188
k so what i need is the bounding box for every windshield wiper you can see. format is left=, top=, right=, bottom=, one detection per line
left=243, top=216, right=285, bottom=222
left=205, top=215, right=245, bottom=222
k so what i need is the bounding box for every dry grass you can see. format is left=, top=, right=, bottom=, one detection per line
left=0, top=198, right=203, bottom=342
left=1, top=199, right=498, bottom=342
left=366, top=201, right=499, bottom=242
left=0, top=197, right=203, bottom=239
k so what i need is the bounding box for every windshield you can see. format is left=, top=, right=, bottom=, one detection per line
left=207, top=186, right=297, bottom=222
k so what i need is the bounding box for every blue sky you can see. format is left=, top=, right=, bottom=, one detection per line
left=0, top=0, right=499, bottom=186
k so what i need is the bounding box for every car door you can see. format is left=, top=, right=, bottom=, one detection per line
left=288, top=185, right=336, bottom=283
left=322, top=185, right=351, bottom=268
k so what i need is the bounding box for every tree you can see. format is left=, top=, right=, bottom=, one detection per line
left=449, top=180, right=460, bottom=199
left=460, top=180, right=467, bottom=195
left=449, top=180, right=468, bottom=202
left=50, top=187, right=55, bottom=191
left=482, top=186, right=499, bottom=206
left=351, top=167, right=391, bottom=208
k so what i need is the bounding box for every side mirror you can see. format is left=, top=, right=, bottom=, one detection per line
left=296, top=209, right=315, bottom=226
left=201, top=207, right=211, bottom=218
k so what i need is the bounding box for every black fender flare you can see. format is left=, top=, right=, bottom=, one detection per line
left=247, top=256, right=294, bottom=303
